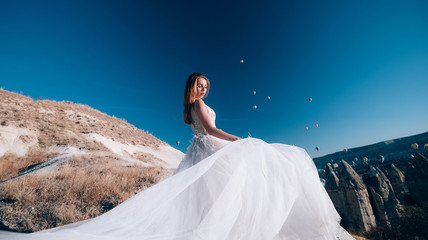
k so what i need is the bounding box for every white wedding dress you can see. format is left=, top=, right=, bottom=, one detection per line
left=0, top=105, right=354, bottom=240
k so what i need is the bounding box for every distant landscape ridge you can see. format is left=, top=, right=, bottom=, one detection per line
left=313, top=131, right=428, bottom=169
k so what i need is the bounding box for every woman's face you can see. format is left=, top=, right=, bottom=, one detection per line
left=195, top=77, right=208, bottom=99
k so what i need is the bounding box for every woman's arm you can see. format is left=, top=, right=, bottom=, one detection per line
left=193, top=99, right=240, bottom=142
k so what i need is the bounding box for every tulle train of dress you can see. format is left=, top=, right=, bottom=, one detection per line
left=0, top=105, right=354, bottom=240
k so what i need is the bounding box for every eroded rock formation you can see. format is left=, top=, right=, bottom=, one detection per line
left=362, top=166, right=400, bottom=228
left=324, top=153, right=428, bottom=233
left=324, top=161, right=376, bottom=231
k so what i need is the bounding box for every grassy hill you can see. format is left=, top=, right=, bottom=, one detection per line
left=0, top=89, right=183, bottom=232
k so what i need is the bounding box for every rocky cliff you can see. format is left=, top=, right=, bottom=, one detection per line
left=324, top=161, right=377, bottom=231
left=322, top=151, right=428, bottom=238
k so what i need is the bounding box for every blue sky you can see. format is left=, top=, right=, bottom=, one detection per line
left=1, top=0, right=427, bottom=158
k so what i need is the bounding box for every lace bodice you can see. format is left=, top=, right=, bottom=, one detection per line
left=174, top=104, right=227, bottom=173
left=190, top=105, right=216, bottom=136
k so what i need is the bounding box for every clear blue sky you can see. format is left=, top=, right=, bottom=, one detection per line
left=1, top=0, right=427, bottom=158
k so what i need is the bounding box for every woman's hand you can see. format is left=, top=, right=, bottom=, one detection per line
left=194, top=99, right=241, bottom=142
left=229, top=136, right=241, bottom=141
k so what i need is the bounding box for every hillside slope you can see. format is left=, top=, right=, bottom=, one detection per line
left=0, top=89, right=184, bottom=232
left=0, top=89, right=184, bottom=181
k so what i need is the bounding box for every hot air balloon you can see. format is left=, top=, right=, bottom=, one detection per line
left=309, top=98, right=312, bottom=102
left=333, top=163, right=338, bottom=168
left=376, top=155, right=384, bottom=163
left=240, top=59, right=244, bottom=64
left=176, top=141, right=180, bottom=145
left=344, top=148, right=348, bottom=153
left=363, top=157, right=368, bottom=162
left=253, top=105, right=257, bottom=109
left=316, top=146, right=320, bottom=151
left=315, top=123, right=319, bottom=128
left=305, top=127, right=309, bottom=131
left=267, top=96, right=270, bottom=100
left=411, top=143, right=419, bottom=149
left=253, top=91, right=256, bottom=95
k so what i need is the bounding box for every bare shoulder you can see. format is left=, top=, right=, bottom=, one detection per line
left=194, top=98, right=205, bottom=108
left=194, top=98, right=205, bottom=104
left=193, top=98, right=208, bottom=114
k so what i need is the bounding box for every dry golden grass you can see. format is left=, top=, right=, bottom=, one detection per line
left=0, top=156, right=165, bottom=232
left=0, top=151, right=58, bottom=182
left=0, top=88, right=176, bottom=233
left=0, top=88, right=165, bottom=155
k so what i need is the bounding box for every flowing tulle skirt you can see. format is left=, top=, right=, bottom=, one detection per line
left=0, top=138, right=353, bottom=240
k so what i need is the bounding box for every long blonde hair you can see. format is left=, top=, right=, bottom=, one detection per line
left=183, top=73, right=210, bottom=125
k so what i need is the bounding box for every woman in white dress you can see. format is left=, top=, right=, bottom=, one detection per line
left=0, top=73, right=354, bottom=240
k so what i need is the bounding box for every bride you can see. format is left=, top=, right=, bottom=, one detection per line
left=0, top=73, right=354, bottom=240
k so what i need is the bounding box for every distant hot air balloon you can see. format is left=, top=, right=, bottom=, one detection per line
left=411, top=143, right=419, bottom=150
left=316, top=146, right=320, bottom=151
left=333, top=163, right=338, bottom=168
left=253, top=105, right=257, bottom=109
left=253, top=91, right=256, bottom=95
left=376, top=155, right=385, bottom=163
left=309, top=98, right=312, bottom=102
left=240, top=59, right=244, bottom=64
left=305, top=127, right=309, bottom=131
left=344, top=148, right=348, bottom=153
left=315, top=123, right=319, bottom=128
left=363, top=157, right=368, bottom=162
left=267, top=96, right=270, bottom=100
left=176, top=141, right=180, bottom=145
